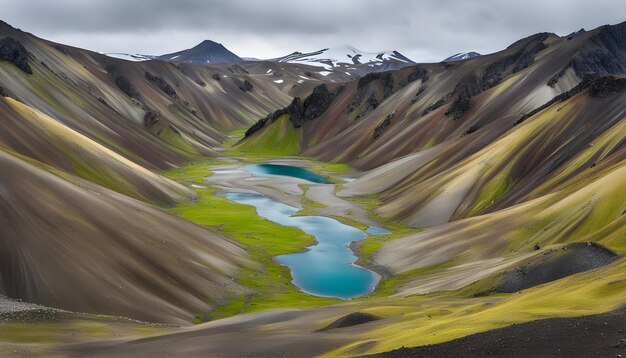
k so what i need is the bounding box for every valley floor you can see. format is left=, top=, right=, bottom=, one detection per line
left=2, top=151, right=625, bottom=357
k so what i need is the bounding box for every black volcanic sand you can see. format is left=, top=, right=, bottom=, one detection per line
left=369, top=308, right=626, bottom=358
left=497, top=242, right=620, bottom=293
left=318, top=312, right=380, bottom=331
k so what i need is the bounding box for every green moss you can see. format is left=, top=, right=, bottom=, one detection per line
left=164, top=162, right=338, bottom=319
left=0, top=320, right=112, bottom=344
left=159, top=126, right=200, bottom=156
left=469, top=170, right=516, bottom=216
left=234, top=115, right=301, bottom=156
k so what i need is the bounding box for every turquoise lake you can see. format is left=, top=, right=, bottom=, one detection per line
left=225, top=192, right=380, bottom=299
left=244, top=164, right=330, bottom=184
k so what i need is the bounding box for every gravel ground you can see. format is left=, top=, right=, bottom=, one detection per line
left=0, top=294, right=64, bottom=322
left=368, top=308, right=626, bottom=358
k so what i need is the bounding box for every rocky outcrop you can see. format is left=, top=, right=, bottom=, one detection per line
left=446, top=33, right=550, bottom=120
left=570, top=22, right=626, bottom=77
left=355, top=94, right=379, bottom=120
left=588, top=75, right=626, bottom=97
left=548, top=22, right=626, bottom=87
left=245, top=84, right=340, bottom=137
left=145, top=72, right=177, bottom=98
left=422, top=97, right=447, bottom=116
left=106, top=65, right=140, bottom=99
left=445, top=74, right=480, bottom=120
left=115, top=76, right=139, bottom=99
left=514, top=74, right=624, bottom=126
left=0, top=37, right=32, bottom=74
left=301, top=84, right=332, bottom=120
left=144, top=109, right=160, bottom=128
left=373, top=111, right=395, bottom=139
left=352, top=67, right=427, bottom=118
left=239, top=79, right=253, bottom=93
left=547, top=68, right=567, bottom=87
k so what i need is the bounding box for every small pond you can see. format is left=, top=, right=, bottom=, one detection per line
left=244, top=164, right=330, bottom=184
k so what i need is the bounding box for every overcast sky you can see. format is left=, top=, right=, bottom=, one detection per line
left=1, top=0, right=625, bottom=62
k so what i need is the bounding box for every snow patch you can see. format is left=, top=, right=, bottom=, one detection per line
left=102, top=53, right=154, bottom=62
left=278, top=46, right=412, bottom=69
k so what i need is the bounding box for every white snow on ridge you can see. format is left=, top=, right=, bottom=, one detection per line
left=278, top=46, right=412, bottom=70
left=102, top=53, right=155, bottom=62
left=443, top=52, right=481, bottom=62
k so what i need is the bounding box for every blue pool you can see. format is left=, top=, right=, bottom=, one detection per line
left=244, top=164, right=330, bottom=184
left=225, top=192, right=380, bottom=299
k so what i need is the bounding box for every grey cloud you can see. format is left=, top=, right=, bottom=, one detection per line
left=1, top=0, right=624, bottom=62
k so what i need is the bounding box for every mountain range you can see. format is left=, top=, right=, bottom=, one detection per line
left=0, top=17, right=625, bottom=357
left=105, top=41, right=417, bottom=75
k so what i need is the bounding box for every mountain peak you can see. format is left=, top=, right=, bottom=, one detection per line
left=157, top=39, right=243, bottom=64
left=197, top=39, right=223, bottom=47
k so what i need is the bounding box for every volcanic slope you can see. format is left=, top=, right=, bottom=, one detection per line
left=243, top=21, right=626, bottom=228
left=245, top=22, right=626, bottom=169
left=0, top=18, right=624, bottom=358
left=238, top=20, right=626, bottom=324
left=0, top=148, right=250, bottom=324
left=0, top=19, right=312, bottom=171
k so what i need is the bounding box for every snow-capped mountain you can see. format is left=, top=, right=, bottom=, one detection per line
left=275, top=46, right=414, bottom=71
left=102, top=53, right=156, bottom=62
left=157, top=40, right=244, bottom=64
left=443, top=51, right=481, bottom=62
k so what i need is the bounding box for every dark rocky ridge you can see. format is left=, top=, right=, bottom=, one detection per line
left=245, top=84, right=342, bottom=137
left=373, top=112, right=395, bottom=139
left=351, top=66, right=427, bottom=119
left=239, top=79, right=253, bottom=93
left=446, top=33, right=550, bottom=120
left=143, top=110, right=160, bottom=128
left=515, top=74, right=626, bottom=126
left=106, top=64, right=140, bottom=99
left=571, top=22, right=626, bottom=77
left=0, top=37, right=32, bottom=74
left=549, top=22, right=626, bottom=87
left=115, top=76, right=139, bottom=99
left=145, top=71, right=177, bottom=98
